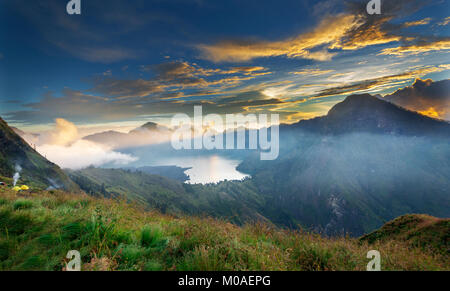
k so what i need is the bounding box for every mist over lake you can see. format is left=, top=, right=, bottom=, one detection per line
left=108, top=143, right=250, bottom=184
left=154, top=155, right=249, bottom=184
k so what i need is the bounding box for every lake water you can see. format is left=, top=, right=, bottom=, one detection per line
left=152, top=155, right=250, bottom=184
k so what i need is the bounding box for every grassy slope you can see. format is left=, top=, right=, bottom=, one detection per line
left=0, top=187, right=447, bottom=271
left=360, top=214, right=449, bottom=256
left=67, top=167, right=268, bottom=225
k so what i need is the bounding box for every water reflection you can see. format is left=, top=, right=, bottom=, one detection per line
left=154, top=155, right=249, bottom=184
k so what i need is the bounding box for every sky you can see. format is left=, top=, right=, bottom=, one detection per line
left=0, top=0, right=449, bottom=134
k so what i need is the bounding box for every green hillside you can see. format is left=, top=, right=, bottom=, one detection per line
left=67, top=167, right=268, bottom=225
left=0, top=118, right=79, bottom=191
left=0, top=187, right=447, bottom=271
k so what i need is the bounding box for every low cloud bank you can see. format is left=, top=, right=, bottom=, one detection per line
left=25, top=118, right=138, bottom=170
left=37, top=140, right=137, bottom=170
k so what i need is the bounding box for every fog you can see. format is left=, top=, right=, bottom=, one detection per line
left=23, top=118, right=138, bottom=170
left=236, top=129, right=450, bottom=234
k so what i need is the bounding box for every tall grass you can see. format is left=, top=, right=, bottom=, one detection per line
left=0, top=188, right=447, bottom=271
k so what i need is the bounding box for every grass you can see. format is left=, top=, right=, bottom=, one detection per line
left=13, top=199, right=34, bottom=210
left=0, top=187, right=448, bottom=271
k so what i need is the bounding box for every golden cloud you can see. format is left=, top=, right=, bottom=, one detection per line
left=380, top=39, right=450, bottom=56
left=331, top=16, right=401, bottom=50
left=291, top=68, right=335, bottom=76
left=91, top=61, right=271, bottom=99
left=403, top=18, right=432, bottom=28
left=313, top=65, right=450, bottom=98
left=198, top=14, right=359, bottom=62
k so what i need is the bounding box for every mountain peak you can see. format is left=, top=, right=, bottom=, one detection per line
left=292, top=93, right=450, bottom=136
left=140, top=121, right=158, bottom=130
left=327, top=93, right=385, bottom=117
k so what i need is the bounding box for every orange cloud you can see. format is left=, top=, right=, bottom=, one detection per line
left=198, top=14, right=359, bottom=62
left=331, top=17, right=401, bottom=50
left=418, top=107, right=441, bottom=119
left=380, top=39, right=450, bottom=56
left=403, top=18, right=432, bottom=28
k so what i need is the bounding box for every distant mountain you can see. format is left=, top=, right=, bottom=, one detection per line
left=82, top=130, right=128, bottom=147
left=130, top=121, right=159, bottom=132
left=290, top=94, right=450, bottom=136
left=83, top=122, right=172, bottom=149
left=0, top=117, right=79, bottom=191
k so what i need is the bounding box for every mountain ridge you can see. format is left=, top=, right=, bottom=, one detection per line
left=83, top=122, right=171, bottom=149
left=288, top=93, right=450, bottom=136
left=0, top=117, right=79, bottom=191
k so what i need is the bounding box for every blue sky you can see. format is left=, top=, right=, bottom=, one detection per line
left=0, top=0, right=449, bottom=132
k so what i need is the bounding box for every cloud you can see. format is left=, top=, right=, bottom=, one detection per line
left=384, top=78, right=450, bottom=120
left=312, top=65, right=450, bottom=99
left=330, top=16, right=401, bottom=50
left=91, top=61, right=270, bottom=99
left=379, top=39, right=450, bottom=56
left=224, top=66, right=270, bottom=76
left=198, top=14, right=359, bottom=62
left=37, top=140, right=137, bottom=170
left=291, top=68, right=335, bottom=76
left=91, top=78, right=165, bottom=99
left=4, top=85, right=299, bottom=125
left=5, top=62, right=449, bottom=126
left=438, top=17, right=450, bottom=26
left=39, top=118, right=79, bottom=146
left=54, top=42, right=139, bottom=63
left=403, top=17, right=432, bottom=28
left=103, top=70, right=112, bottom=76
left=330, top=0, right=430, bottom=50
left=196, top=0, right=446, bottom=63
left=31, top=118, right=137, bottom=169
